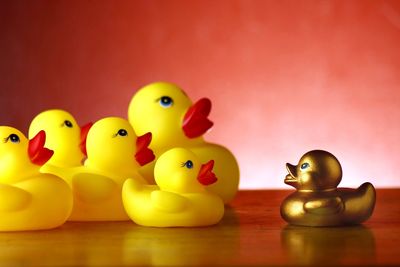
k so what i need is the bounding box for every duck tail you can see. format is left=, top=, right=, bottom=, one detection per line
left=359, top=182, right=376, bottom=197
left=360, top=181, right=376, bottom=205
left=352, top=182, right=376, bottom=223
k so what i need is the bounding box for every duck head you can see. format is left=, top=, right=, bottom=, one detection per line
left=0, top=126, right=53, bottom=183
left=83, top=117, right=154, bottom=177
left=154, top=147, right=217, bottom=194
left=29, top=109, right=92, bottom=167
left=285, top=150, right=342, bottom=192
left=128, top=82, right=214, bottom=149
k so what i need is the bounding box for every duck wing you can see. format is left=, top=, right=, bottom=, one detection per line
left=304, top=197, right=344, bottom=215
left=151, top=190, right=188, bottom=213
left=0, top=184, right=32, bottom=212
left=72, top=173, right=118, bottom=202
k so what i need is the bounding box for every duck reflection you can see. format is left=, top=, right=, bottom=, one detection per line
left=0, top=207, right=239, bottom=266
left=123, top=206, right=240, bottom=266
left=281, top=225, right=376, bottom=265
left=0, top=222, right=134, bottom=266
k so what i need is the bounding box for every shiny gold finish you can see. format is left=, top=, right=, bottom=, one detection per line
left=281, top=150, right=376, bottom=226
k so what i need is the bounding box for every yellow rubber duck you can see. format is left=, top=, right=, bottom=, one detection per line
left=42, top=117, right=155, bottom=221
left=280, top=150, right=376, bottom=227
left=128, top=82, right=239, bottom=203
left=122, top=147, right=224, bottom=227
left=29, top=109, right=93, bottom=168
left=0, top=126, right=72, bottom=231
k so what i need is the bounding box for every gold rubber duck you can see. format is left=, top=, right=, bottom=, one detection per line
left=280, top=150, right=376, bottom=226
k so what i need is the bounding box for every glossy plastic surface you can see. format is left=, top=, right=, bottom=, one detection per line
left=122, top=147, right=224, bottom=227
left=0, top=126, right=72, bottom=231
left=41, top=117, right=152, bottom=221
left=128, top=82, right=239, bottom=203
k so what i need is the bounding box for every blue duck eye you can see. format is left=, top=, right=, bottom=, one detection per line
left=181, top=160, right=193, bottom=169
left=301, top=163, right=310, bottom=170
left=159, top=96, right=173, bottom=108
left=7, top=134, right=20, bottom=143
left=64, top=120, right=73, bottom=128
left=117, top=129, right=128, bottom=137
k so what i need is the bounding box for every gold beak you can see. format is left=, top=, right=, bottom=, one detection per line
left=284, top=163, right=298, bottom=186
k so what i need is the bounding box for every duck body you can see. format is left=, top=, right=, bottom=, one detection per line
left=122, top=147, right=224, bottom=227
left=40, top=117, right=153, bottom=221
left=281, top=182, right=376, bottom=226
left=0, top=174, right=72, bottom=231
left=122, top=179, right=224, bottom=227
left=0, top=126, right=72, bottom=231
left=137, top=143, right=239, bottom=204
left=281, top=150, right=376, bottom=227
left=128, top=82, right=239, bottom=203
left=43, top=165, right=138, bottom=221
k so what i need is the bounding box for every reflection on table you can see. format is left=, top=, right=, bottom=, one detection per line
left=0, top=207, right=240, bottom=266
left=281, top=225, right=376, bottom=265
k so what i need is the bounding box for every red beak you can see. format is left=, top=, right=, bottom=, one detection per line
left=79, top=122, right=93, bottom=157
left=135, top=132, right=156, bottom=166
left=197, top=160, right=218, bottom=186
left=28, top=130, right=54, bottom=166
left=182, top=98, right=214, bottom=138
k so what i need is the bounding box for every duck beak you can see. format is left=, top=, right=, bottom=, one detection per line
left=284, top=163, right=298, bottom=187
left=28, top=130, right=54, bottom=166
left=182, top=98, right=214, bottom=138
left=197, top=160, right=218, bottom=186
left=135, top=132, right=156, bottom=166
left=79, top=122, right=93, bottom=157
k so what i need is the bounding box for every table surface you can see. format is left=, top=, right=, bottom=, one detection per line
left=0, top=189, right=399, bottom=266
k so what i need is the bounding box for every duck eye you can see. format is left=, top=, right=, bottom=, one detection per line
left=301, top=163, right=310, bottom=170
left=159, top=96, right=173, bottom=108
left=182, top=160, right=193, bottom=169
left=117, top=129, right=128, bottom=137
left=7, top=134, right=20, bottom=143
left=64, top=120, right=73, bottom=128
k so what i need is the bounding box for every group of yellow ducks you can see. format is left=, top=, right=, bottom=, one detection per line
left=0, top=82, right=240, bottom=231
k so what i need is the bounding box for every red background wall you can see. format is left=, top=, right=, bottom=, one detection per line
left=1, top=0, right=399, bottom=189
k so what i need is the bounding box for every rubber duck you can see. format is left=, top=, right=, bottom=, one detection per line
left=280, top=150, right=376, bottom=226
left=28, top=109, right=93, bottom=168
left=0, top=126, right=72, bottom=231
left=122, top=147, right=224, bottom=227
left=128, top=82, right=239, bottom=203
left=42, top=117, right=155, bottom=221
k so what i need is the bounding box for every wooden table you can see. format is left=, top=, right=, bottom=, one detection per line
left=0, top=189, right=399, bottom=266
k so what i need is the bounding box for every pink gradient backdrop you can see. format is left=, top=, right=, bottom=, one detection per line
left=1, top=0, right=399, bottom=188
